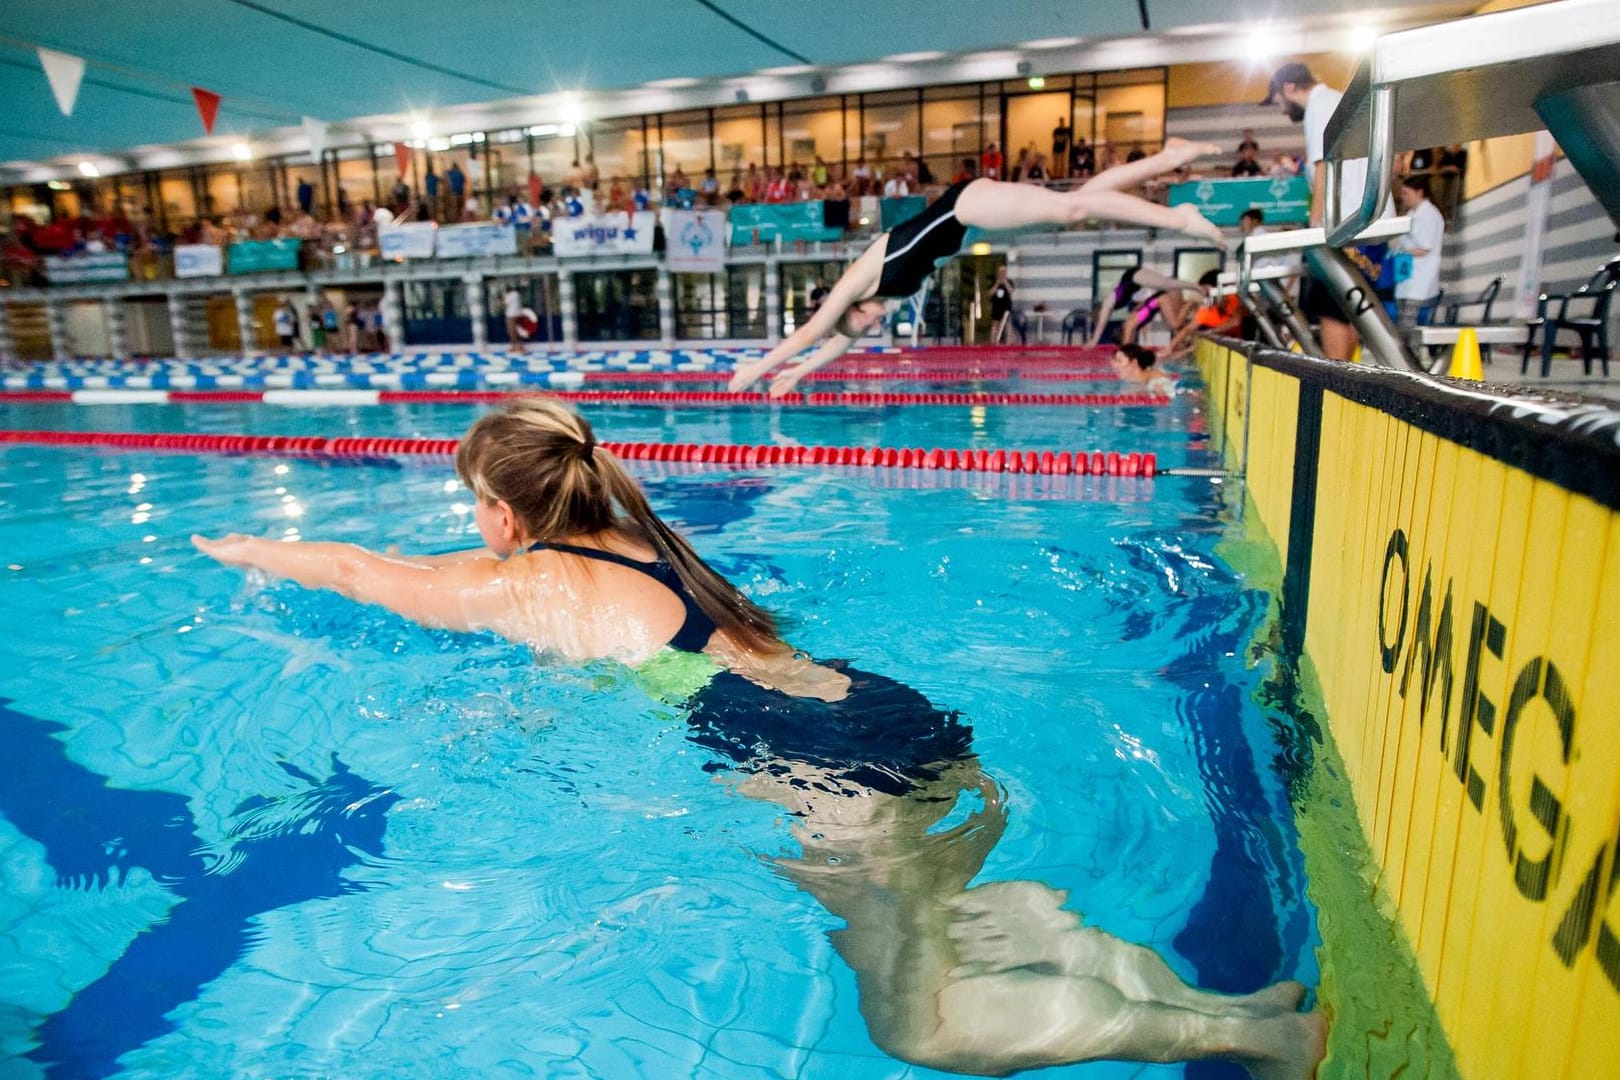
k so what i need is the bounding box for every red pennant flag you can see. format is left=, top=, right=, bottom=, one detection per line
left=192, top=87, right=221, bottom=134
left=394, top=141, right=412, bottom=177
left=528, top=172, right=542, bottom=207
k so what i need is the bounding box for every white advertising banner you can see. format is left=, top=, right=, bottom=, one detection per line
left=174, top=244, right=224, bottom=278
left=436, top=222, right=518, bottom=258
left=550, top=212, right=657, bottom=257
left=378, top=222, right=438, bottom=259
left=664, top=210, right=727, bottom=273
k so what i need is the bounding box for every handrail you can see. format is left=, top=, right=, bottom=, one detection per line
left=1324, top=87, right=1397, bottom=247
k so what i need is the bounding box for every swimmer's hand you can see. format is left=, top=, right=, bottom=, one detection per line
left=768, top=368, right=805, bottom=399
left=192, top=533, right=263, bottom=567
left=727, top=357, right=775, bottom=394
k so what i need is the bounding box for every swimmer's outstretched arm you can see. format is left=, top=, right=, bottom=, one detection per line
left=192, top=534, right=510, bottom=632
left=383, top=546, right=501, bottom=566
left=728, top=246, right=884, bottom=393
left=767, top=333, right=858, bottom=398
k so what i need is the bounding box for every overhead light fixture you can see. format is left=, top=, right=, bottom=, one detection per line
left=559, top=95, right=584, bottom=129
left=1022, top=37, right=1083, bottom=49
left=77, top=161, right=99, bottom=177
left=1347, top=24, right=1380, bottom=52
left=47, top=180, right=71, bottom=191
left=1027, top=76, right=1046, bottom=89
left=410, top=119, right=431, bottom=141
left=884, top=51, right=946, bottom=63
left=1245, top=26, right=1280, bottom=61
left=757, top=64, right=816, bottom=76
left=970, top=241, right=992, bottom=256
left=231, top=142, right=252, bottom=161
left=646, top=76, right=700, bottom=88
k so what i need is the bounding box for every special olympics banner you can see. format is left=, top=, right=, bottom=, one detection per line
left=664, top=210, right=727, bottom=273
left=174, top=244, right=224, bottom=278
left=377, top=222, right=437, bottom=260
left=436, top=222, right=518, bottom=259
left=1168, top=175, right=1310, bottom=227
left=728, top=202, right=843, bottom=245
left=228, top=239, right=301, bottom=274
left=43, top=251, right=128, bottom=284
left=550, top=212, right=656, bottom=257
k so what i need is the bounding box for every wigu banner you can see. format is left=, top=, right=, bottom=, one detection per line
left=551, top=212, right=657, bottom=258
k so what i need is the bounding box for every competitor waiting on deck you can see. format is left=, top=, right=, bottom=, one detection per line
left=728, top=139, right=1226, bottom=397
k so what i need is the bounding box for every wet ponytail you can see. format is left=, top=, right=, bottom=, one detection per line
left=456, top=399, right=787, bottom=656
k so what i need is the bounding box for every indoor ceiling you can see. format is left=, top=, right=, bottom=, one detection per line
left=0, top=0, right=1478, bottom=175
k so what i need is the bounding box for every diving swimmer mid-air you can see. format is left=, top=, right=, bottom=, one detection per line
left=728, top=138, right=1227, bottom=397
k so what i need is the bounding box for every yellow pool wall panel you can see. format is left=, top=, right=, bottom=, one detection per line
left=1195, top=338, right=1620, bottom=1078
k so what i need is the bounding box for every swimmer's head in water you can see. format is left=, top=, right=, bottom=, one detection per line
left=456, top=399, right=786, bottom=653
left=836, top=298, right=888, bottom=339
left=1111, top=343, right=1158, bottom=376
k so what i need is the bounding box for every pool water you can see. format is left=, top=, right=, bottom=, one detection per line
left=0, top=397, right=1316, bottom=1079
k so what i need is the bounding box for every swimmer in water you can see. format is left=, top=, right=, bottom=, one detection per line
left=1112, top=342, right=1177, bottom=397
left=728, top=139, right=1228, bottom=398
left=194, top=399, right=1325, bottom=1079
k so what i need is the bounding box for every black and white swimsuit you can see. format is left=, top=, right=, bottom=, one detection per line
left=875, top=180, right=972, bottom=298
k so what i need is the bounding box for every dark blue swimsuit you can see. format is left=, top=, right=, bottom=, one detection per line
left=528, top=540, right=974, bottom=796
left=527, top=539, right=717, bottom=653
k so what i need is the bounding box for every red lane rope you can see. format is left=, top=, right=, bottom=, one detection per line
left=0, top=429, right=1159, bottom=477
left=0, top=389, right=1168, bottom=407
left=580, top=369, right=1124, bottom=383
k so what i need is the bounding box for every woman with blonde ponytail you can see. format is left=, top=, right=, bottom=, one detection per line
left=193, top=398, right=1325, bottom=1080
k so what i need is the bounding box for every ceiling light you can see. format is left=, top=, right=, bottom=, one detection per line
left=77, top=161, right=99, bottom=177
left=1347, top=24, right=1380, bottom=53
left=1027, top=76, right=1046, bottom=89
left=884, top=51, right=946, bottom=63
left=47, top=180, right=70, bottom=190
left=1245, top=26, right=1280, bottom=61
left=559, top=95, right=584, bottom=129
left=410, top=119, right=431, bottom=140
left=757, top=64, right=816, bottom=76
left=231, top=142, right=252, bottom=161
left=1022, top=37, right=1083, bottom=49
left=646, top=76, right=700, bottom=88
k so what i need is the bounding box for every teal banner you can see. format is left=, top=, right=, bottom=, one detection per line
left=1167, top=175, right=1310, bottom=227
left=728, top=203, right=842, bottom=245
left=879, top=195, right=927, bottom=232
left=228, top=239, right=302, bottom=274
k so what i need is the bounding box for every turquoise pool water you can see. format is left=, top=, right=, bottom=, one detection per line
left=0, top=395, right=1315, bottom=1079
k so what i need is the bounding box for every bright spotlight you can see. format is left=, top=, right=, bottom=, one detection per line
left=1348, top=24, right=1380, bottom=53
left=1245, top=26, right=1279, bottom=61
left=559, top=95, right=584, bottom=129
left=77, top=161, right=100, bottom=177
left=411, top=119, right=431, bottom=141
left=231, top=142, right=252, bottom=161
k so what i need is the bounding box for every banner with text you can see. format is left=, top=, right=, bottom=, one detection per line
left=1168, top=175, right=1310, bottom=227
left=550, top=212, right=657, bottom=257
left=728, top=202, right=843, bottom=245
left=227, top=239, right=301, bottom=274
left=664, top=210, right=728, bottom=273
left=44, top=252, right=128, bottom=284
left=436, top=222, right=518, bottom=259
left=377, top=223, right=437, bottom=259
left=174, top=244, right=224, bottom=278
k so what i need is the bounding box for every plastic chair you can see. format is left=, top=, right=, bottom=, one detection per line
left=1061, top=308, right=1090, bottom=345
left=1523, top=259, right=1619, bottom=376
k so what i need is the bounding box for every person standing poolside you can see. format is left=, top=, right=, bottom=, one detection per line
left=1392, top=175, right=1445, bottom=328
left=193, top=399, right=1326, bottom=1080
left=989, top=265, right=1015, bottom=344
left=729, top=139, right=1227, bottom=397
left=504, top=284, right=525, bottom=351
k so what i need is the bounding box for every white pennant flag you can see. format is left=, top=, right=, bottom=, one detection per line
left=302, top=116, right=328, bottom=162
left=37, top=48, right=86, bottom=117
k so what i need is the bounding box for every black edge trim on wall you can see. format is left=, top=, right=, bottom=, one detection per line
left=1280, top=382, right=1324, bottom=665
left=1214, top=338, right=1620, bottom=513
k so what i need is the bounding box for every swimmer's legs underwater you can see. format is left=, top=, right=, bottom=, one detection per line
left=750, top=764, right=1326, bottom=1080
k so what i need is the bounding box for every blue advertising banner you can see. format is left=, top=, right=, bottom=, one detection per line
left=436, top=222, right=518, bottom=258
left=728, top=202, right=843, bottom=245
left=1167, top=175, right=1310, bottom=227
left=43, top=252, right=129, bottom=284
left=227, top=239, right=302, bottom=274
left=665, top=210, right=728, bottom=273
